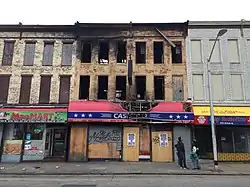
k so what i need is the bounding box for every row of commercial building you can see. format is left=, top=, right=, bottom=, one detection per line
left=0, top=20, right=250, bottom=163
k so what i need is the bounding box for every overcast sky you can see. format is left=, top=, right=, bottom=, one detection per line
left=1, top=0, right=249, bottom=24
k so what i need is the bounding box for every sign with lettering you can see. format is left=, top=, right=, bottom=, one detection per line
left=194, top=106, right=250, bottom=116
left=194, top=116, right=250, bottom=125
left=0, top=111, right=67, bottom=123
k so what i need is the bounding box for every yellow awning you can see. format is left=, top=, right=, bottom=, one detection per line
left=193, top=106, right=250, bottom=116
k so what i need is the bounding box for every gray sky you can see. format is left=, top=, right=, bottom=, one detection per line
left=1, top=0, right=249, bottom=24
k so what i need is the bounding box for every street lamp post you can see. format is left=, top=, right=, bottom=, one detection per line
left=207, top=29, right=227, bottom=171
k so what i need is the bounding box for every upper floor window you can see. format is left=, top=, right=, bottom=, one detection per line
left=2, top=40, right=15, bottom=66
left=172, top=75, right=184, bottom=101
left=62, top=42, right=73, bottom=66
left=231, top=74, right=244, bottom=101
left=136, top=42, right=146, bottom=64
left=0, top=75, right=10, bottom=103
left=209, top=39, right=221, bottom=63
left=42, top=41, right=54, bottom=66
left=39, top=75, right=52, bottom=104
left=81, top=41, right=91, bottom=63
left=23, top=41, right=36, bottom=66
left=192, top=74, right=204, bottom=101
left=190, top=40, right=202, bottom=63
left=228, top=39, right=240, bottom=63
left=19, top=75, right=32, bottom=104
left=154, top=42, right=164, bottom=64
left=99, top=41, right=109, bottom=64
left=117, top=41, right=127, bottom=64
left=171, top=41, right=182, bottom=63
left=211, top=74, right=224, bottom=100
left=59, top=75, right=71, bottom=103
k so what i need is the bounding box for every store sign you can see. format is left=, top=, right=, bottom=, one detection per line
left=0, top=111, right=67, bottom=123
left=194, top=106, right=250, bottom=116
left=194, top=116, right=250, bottom=125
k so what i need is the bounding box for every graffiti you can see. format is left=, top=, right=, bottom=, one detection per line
left=152, top=135, right=172, bottom=145
left=89, top=130, right=121, bottom=143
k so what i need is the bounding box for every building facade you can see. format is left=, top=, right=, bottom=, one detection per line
left=186, top=21, right=250, bottom=161
left=68, top=22, right=193, bottom=162
left=0, top=24, right=76, bottom=162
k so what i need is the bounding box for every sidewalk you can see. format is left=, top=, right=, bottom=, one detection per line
left=1, top=160, right=250, bottom=176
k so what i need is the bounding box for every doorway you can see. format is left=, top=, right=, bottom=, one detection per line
left=44, top=128, right=67, bottom=160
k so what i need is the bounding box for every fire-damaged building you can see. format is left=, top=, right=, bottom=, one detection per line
left=68, top=22, right=194, bottom=162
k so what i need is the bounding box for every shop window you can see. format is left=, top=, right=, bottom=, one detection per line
left=3, top=124, right=24, bottom=140
left=25, top=124, right=44, bottom=141
left=217, top=127, right=234, bottom=153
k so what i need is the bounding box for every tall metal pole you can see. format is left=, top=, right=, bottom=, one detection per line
left=207, top=29, right=227, bottom=171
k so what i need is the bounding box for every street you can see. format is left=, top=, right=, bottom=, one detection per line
left=0, top=175, right=250, bottom=187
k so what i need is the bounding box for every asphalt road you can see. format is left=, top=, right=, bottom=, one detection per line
left=0, top=175, right=250, bottom=187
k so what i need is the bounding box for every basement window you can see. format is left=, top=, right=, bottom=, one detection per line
left=171, top=41, right=182, bottom=63
left=154, top=42, right=164, bottom=64
left=81, top=41, right=91, bottom=63
left=98, top=76, right=108, bottom=99
left=154, top=76, right=165, bottom=100
left=135, top=76, right=146, bottom=100
left=116, top=76, right=126, bottom=100
left=79, top=76, right=90, bottom=99
left=136, top=42, right=146, bottom=64
left=99, top=41, right=109, bottom=64
left=117, top=41, right=127, bottom=63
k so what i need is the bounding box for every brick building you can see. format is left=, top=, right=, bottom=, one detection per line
left=0, top=24, right=76, bottom=162
left=186, top=21, right=250, bottom=161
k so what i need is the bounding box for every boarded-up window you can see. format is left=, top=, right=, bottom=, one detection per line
left=172, top=75, right=184, bottom=101
left=231, top=74, right=243, bottom=100
left=39, top=75, right=52, bottom=103
left=192, top=74, right=204, bottom=101
left=0, top=75, right=10, bottom=103
left=228, top=40, right=240, bottom=63
left=190, top=40, right=202, bottom=63
left=42, top=42, right=54, bottom=66
left=19, top=75, right=32, bottom=104
left=209, top=40, right=221, bottom=63
left=59, top=76, right=71, bottom=103
left=23, top=41, right=36, bottom=66
left=211, top=74, right=224, bottom=100
left=62, top=42, right=73, bottom=66
left=2, top=41, right=15, bottom=66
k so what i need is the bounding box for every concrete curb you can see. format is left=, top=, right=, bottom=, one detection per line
left=1, top=172, right=250, bottom=176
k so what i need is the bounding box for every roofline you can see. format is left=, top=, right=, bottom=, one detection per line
left=188, top=20, right=250, bottom=28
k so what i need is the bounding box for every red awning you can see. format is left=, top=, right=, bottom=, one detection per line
left=68, top=100, right=128, bottom=112
left=149, top=102, right=190, bottom=112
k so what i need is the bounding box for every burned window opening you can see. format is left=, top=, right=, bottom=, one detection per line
left=116, top=76, right=126, bottom=100
left=171, top=41, right=182, bottom=63
left=81, top=41, right=91, bottom=63
left=154, top=76, right=165, bottom=100
left=136, top=42, right=146, bottom=64
left=135, top=76, right=146, bottom=100
left=79, top=76, right=90, bottom=99
left=117, top=41, right=127, bottom=63
left=99, top=41, right=109, bottom=64
left=98, top=76, right=108, bottom=99
left=154, top=42, right=164, bottom=64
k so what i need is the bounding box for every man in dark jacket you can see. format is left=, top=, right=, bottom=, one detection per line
left=175, top=136, right=187, bottom=169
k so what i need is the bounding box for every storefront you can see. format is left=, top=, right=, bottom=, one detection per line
left=147, top=102, right=194, bottom=162
left=0, top=107, right=67, bottom=163
left=194, top=105, right=250, bottom=161
left=68, top=101, right=132, bottom=161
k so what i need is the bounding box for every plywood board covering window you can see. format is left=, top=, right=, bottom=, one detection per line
left=172, top=75, right=184, bottom=101
left=42, top=42, right=54, bottom=66
left=190, top=40, right=202, bottom=63
left=211, top=74, right=224, bottom=100
left=19, top=75, right=32, bottom=104
left=59, top=76, right=71, bottom=103
left=39, top=75, right=52, bottom=104
left=231, top=74, right=243, bottom=100
left=2, top=41, right=15, bottom=66
left=209, top=40, right=221, bottom=63
left=0, top=75, right=10, bottom=103
left=192, top=74, right=204, bottom=101
left=23, top=42, right=36, bottom=66
left=62, top=42, right=73, bottom=66
left=247, top=40, right=250, bottom=59
left=228, top=39, right=240, bottom=63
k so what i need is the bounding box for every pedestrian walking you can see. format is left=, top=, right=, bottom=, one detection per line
left=190, top=140, right=201, bottom=170
left=175, top=136, right=188, bottom=169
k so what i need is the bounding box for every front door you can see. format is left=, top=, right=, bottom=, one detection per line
left=45, top=128, right=67, bottom=160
